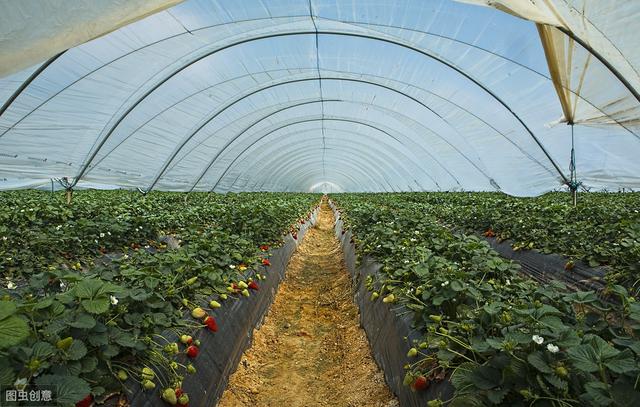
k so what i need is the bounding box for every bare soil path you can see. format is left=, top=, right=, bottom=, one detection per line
left=218, top=202, right=397, bottom=407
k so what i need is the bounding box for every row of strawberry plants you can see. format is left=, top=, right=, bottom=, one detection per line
left=331, top=194, right=640, bottom=407
left=0, top=191, right=319, bottom=406
left=397, top=192, right=640, bottom=293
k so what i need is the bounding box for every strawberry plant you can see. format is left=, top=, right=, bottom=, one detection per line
left=332, top=194, right=640, bottom=406
left=0, top=190, right=319, bottom=405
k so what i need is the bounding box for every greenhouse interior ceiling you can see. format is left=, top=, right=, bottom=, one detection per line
left=1, top=0, right=639, bottom=196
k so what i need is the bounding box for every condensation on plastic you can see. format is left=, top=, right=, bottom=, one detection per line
left=0, top=0, right=639, bottom=195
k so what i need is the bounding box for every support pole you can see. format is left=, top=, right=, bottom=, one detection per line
left=568, top=123, right=578, bottom=207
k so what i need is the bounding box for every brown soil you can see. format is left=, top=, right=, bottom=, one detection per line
left=218, top=202, right=397, bottom=407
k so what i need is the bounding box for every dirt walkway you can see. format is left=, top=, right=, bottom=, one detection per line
left=218, top=202, right=397, bottom=407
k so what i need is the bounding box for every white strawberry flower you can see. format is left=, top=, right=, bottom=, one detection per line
left=59, top=281, right=66, bottom=290
left=99, top=232, right=105, bottom=238
left=229, top=265, right=236, bottom=269
left=7, top=281, right=16, bottom=290
left=441, top=281, right=449, bottom=287
left=547, top=343, right=559, bottom=353
left=110, top=295, right=119, bottom=305
left=56, top=225, right=62, bottom=230
left=532, top=335, right=544, bottom=344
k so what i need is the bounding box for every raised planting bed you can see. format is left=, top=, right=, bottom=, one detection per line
left=331, top=201, right=453, bottom=406
left=129, top=208, right=319, bottom=406
left=330, top=194, right=640, bottom=407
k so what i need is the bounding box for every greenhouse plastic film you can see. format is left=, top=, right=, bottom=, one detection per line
left=127, top=211, right=318, bottom=406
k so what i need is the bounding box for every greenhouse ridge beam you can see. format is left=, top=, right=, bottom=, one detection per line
left=145, top=76, right=477, bottom=192
left=204, top=117, right=444, bottom=192
left=66, top=30, right=570, bottom=190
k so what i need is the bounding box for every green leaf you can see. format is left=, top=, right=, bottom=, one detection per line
left=74, top=279, right=104, bottom=298
left=487, top=387, right=508, bottom=404
left=584, top=381, right=613, bottom=406
left=0, top=315, right=29, bottom=349
left=604, top=349, right=637, bottom=374
left=483, top=302, right=502, bottom=315
left=0, top=301, right=17, bottom=320
left=81, top=297, right=110, bottom=314
left=32, top=341, right=55, bottom=358
left=68, top=313, right=96, bottom=329
left=0, top=358, right=16, bottom=386
left=567, top=344, right=600, bottom=372
left=67, top=339, right=87, bottom=361
left=527, top=351, right=552, bottom=373
left=545, top=373, right=568, bottom=391
left=592, top=336, right=620, bottom=360
left=611, top=377, right=640, bottom=407
left=33, top=297, right=54, bottom=310
left=469, top=365, right=501, bottom=390
left=35, top=374, right=91, bottom=405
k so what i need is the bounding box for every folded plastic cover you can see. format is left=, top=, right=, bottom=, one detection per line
left=0, top=0, right=638, bottom=196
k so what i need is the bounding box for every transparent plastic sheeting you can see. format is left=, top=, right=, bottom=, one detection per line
left=0, top=0, right=639, bottom=196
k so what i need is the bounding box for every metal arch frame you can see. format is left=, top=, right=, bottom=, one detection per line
left=182, top=100, right=454, bottom=192
left=159, top=69, right=546, bottom=181
left=256, top=154, right=397, bottom=192
left=246, top=153, right=390, bottom=192
left=2, top=14, right=633, bottom=142
left=201, top=116, right=447, bottom=192
left=219, top=129, right=433, bottom=192
left=221, top=126, right=440, bottom=191
left=222, top=129, right=441, bottom=190
left=257, top=147, right=402, bottom=192
left=60, top=30, right=571, bottom=189
left=88, top=68, right=320, bottom=172
left=253, top=154, right=392, bottom=193
left=241, top=142, right=417, bottom=193
left=141, top=75, right=482, bottom=192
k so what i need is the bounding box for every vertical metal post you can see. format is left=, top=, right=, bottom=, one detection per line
left=569, top=123, right=578, bottom=207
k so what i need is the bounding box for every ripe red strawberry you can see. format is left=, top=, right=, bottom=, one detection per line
left=292, top=232, right=298, bottom=240
left=262, top=258, right=271, bottom=267
left=186, top=345, right=199, bottom=358
left=231, top=283, right=239, bottom=290
left=76, top=394, right=93, bottom=407
left=412, top=376, right=429, bottom=391
left=204, top=315, right=218, bottom=332
left=175, top=388, right=184, bottom=398
left=248, top=281, right=259, bottom=290
left=260, top=245, right=269, bottom=251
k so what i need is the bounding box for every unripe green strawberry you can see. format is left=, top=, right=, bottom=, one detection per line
left=27, top=358, right=40, bottom=371
left=382, top=294, right=395, bottom=303
left=56, top=336, right=73, bottom=350
left=170, top=361, right=178, bottom=369
left=162, top=388, right=177, bottom=405
left=180, top=335, right=193, bottom=345
left=555, top=366, right=569, bottom=377
left=370, top=292, right=379, bottom=301
left=407, top=347, right=418, bottom=357
left=209, top=300, right=221, bottom=309
left=187, top=364, right=196, bottom=374
left=178, top=394, right=189, bottom=405
left=194, top=339, right=201, bottom=346
left=186, top=277, right=198, bottom=285
left=181, top=298, right=189, bottom=307
left=226, top=286, right=235, bottom=293
left=141, top=367, right=155, bottom=380
left=419, top=342, right=428, bottom=349
left=117, top=370, right=128, bottom=381
left=238, top=281, right=248, bottom=289
left=428, top=315, right=442, bottom=323
left=142, top=380, right=155, bottom=390
left=426, top=399, right=442, bottom=406
left=191, top=307, right=206, bottom=319
left=220, top=293, right=228, bottom=300
left=241, top=289, right=250, bottom=297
